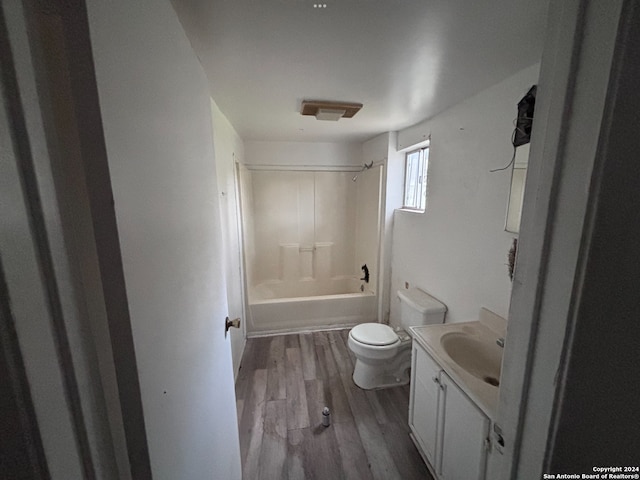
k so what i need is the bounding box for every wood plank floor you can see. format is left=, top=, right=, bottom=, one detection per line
left=235, top=329, right=434, bottom=480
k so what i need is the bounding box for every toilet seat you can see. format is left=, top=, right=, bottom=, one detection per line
left=350, top=323, right=398, bottom=346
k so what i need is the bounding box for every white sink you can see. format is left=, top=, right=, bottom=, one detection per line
left=440, top=332, right=502, bottom=387
left=410, top=308, right=507, bottom=418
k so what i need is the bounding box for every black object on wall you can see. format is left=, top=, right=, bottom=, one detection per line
left=360, top=264, right=369, bottom=283
left=513, top=85, right=537, bottom=147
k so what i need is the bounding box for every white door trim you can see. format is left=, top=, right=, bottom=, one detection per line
left=497, top=0, right=631, bottom=477
left=1, top=1, right=151, bottom=478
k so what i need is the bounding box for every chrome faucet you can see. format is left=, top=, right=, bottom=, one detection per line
left=496, top=338, right=505, bottom=348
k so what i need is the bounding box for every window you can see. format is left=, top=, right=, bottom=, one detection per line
left=403, top=146, right=429, bottom=211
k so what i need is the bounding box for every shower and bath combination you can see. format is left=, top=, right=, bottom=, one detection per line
left=352, top=161, right=374, bottom=182
left=239, top=165, right=382, bottom=334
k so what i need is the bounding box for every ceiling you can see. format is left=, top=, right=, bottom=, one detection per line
left=171, top=0, right=549, bottom=143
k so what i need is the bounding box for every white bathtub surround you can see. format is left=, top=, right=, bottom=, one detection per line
left=247, top=170, right=357, bottom=283
left=313, top=242, right=333, bottom=279
left=240, top=166, right=383, bottom=334
left=280, top=244, right=304, bottom=281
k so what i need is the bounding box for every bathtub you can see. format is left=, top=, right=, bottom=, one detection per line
left=247, top=277, right=377, bottom=335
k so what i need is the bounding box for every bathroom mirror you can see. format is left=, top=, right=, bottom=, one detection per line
left=505, top=144, right=530, bottom=233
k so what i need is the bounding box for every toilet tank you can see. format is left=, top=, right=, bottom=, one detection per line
left=397, top=288, right=447, bottom=328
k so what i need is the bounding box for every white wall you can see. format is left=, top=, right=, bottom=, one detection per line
left=245, top=140, right=362, bottom=167
left=211, top=99, right=246, bottom=380
left=390, top=64, right=540, bottom=324
left=362, top=132, right=406, bottom=323
left=362, top=133, right=390, bottom=164
left=86, top=1, right=241, bottom=478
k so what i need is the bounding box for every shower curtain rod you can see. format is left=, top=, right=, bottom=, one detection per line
left=243, top=161, right=386, bottom=172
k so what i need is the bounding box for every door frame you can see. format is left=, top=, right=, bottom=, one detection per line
left=1, top=1, right=150, bottom=478
left=497, top=0, right=639, bottom=476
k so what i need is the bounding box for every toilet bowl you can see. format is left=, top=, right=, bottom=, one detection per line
left=348, top=288, right=446, bottom=390
left=348, top=323, right=413, bottom=389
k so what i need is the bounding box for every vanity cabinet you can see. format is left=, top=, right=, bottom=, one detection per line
left=439, top=373, right=490, bottom=480
left=409, top=344, right=442, bottom=469
left=409, top=342, right=490, bottom=480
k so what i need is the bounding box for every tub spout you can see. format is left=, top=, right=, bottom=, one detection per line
left=360, top=264, right=369, bottom=283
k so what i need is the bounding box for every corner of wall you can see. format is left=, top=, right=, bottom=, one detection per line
left=209, top=97, right=248, bottom=385
left=362, top=132, right=390, bottom=163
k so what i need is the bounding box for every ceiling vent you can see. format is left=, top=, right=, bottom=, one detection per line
left=301, top=100, right=363, bottom=121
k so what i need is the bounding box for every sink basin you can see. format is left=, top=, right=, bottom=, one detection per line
left=440, top=332, right=503, bottom=387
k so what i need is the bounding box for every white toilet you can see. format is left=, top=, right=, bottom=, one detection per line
left=348, top=288, right=447, bottom=389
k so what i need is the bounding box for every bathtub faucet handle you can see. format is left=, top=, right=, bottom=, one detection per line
left=360, top=264, right=370, bottom=283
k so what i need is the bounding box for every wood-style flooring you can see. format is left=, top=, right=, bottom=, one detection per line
left=235, top=329, right=434, bottom=480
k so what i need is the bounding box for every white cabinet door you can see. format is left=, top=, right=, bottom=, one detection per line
left=409, top=344, right=442, bottom=468
left=440, top=373, right=490, bottom=480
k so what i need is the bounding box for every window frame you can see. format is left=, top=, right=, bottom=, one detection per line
left=402, top=146, right=429, bottom=212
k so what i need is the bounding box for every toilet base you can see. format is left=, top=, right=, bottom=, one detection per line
left=351, top=341, right=412, bottom=390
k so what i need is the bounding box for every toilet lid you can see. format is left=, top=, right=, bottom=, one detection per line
left=351, top=323, right=398, bottom=346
